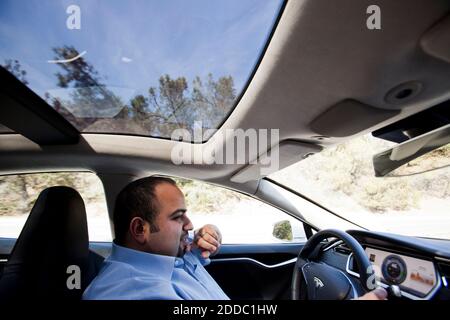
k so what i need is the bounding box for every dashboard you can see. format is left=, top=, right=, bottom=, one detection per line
left=321, top=230, right=450, bottom=300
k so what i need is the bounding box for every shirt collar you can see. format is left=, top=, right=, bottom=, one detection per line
left=109, top=242, right=176, bottom=279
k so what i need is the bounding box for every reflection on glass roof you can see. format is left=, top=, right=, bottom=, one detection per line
left=0, top=0, right=284, bottom=142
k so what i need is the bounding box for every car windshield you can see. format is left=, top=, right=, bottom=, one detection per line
left=0, top=0, right=284, bottom=141
left=269, top=134, right=450, bottom=240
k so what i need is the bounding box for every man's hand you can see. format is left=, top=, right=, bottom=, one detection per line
left=356, top=287, right=388, bottom=300
left=193, top=224, right=222, bottom=258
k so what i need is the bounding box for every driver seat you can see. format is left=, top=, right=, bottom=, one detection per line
left=0, top=186, right=104, bottom=300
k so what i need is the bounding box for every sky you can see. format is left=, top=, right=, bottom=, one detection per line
left=0, top=0, right=283, bottom=112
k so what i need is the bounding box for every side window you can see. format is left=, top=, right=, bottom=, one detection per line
left=176, top=179, right=306, bottom=244
left=0, top=172, right=112, bottom=241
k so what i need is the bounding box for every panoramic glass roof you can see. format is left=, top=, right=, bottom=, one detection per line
left=0, top=0, right=284, bottom=142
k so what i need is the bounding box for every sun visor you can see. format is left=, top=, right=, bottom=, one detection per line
left=421, top=14, right=450, bottom=64
left=230, top=140, right=322, bottom=183
left=310, top=99, right=399, bottom=137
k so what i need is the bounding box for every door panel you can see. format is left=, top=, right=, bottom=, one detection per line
left=206, top=243, right=304, bottom=300
left=0, top=238, right=15, bottom=274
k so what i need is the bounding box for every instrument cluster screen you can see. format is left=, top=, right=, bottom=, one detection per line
left=365, top=247, right=437, bottom=297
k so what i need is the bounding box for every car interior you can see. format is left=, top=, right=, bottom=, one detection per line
left=0, top=0, right=450, bottom=301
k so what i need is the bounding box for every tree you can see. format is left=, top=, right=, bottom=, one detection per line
left=3, top=59, right=28, bottom=85
left=130, top=95, right=149, bottom=121
left=273, top=220, right=293, bottom=241
left=191, top=73, right=236, bottom=130
left=50, top=46, right=124, bottom=128
left=45, top=46, right=237, bottom=138
left=147, top=75, right=191, bottom=135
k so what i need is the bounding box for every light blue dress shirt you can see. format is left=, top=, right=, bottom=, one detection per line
left=82, top=243, right=229, bottom=300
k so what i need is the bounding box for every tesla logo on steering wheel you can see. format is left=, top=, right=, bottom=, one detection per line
left=313, top=277, right=324, bottom=289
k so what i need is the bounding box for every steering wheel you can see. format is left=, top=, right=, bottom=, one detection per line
left=291, top=229, right=375, bottom=300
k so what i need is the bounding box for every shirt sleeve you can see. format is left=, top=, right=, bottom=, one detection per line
left=188, top=249, right=211, bottom=267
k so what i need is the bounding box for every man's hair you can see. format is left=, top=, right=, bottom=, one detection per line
left=113, top=176, right=177, bottom=245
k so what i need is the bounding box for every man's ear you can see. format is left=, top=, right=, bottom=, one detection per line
left=129, top=217, right=149, bottom=244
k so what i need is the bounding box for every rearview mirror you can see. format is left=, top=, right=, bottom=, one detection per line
left=372, top=124, right=450, bottom=177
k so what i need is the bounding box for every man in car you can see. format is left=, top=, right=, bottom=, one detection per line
left=83, top=176, right=387, bottom=300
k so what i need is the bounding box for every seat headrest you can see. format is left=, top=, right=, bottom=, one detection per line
left=0, top=186, right=90, bottom=299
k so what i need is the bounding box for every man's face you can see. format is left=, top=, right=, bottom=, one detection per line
left=144, top=182, right=193, bottom=257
